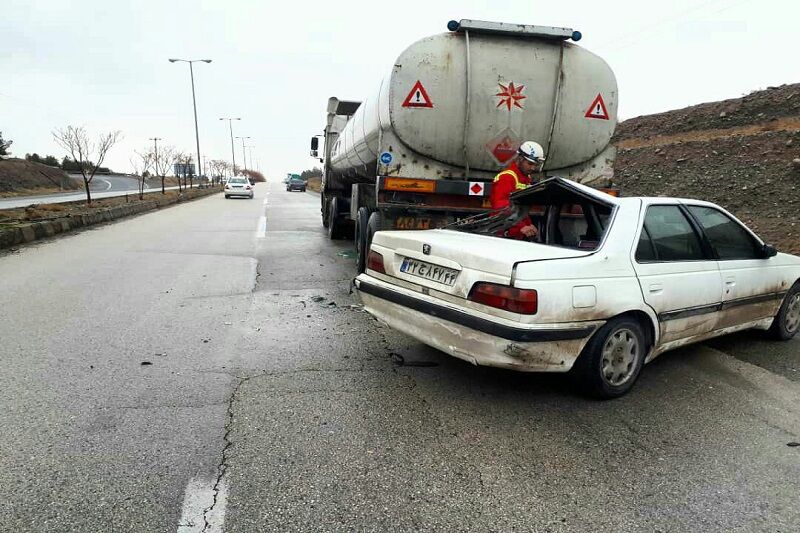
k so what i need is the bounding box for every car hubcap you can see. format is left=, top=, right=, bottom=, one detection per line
left=785, top=293, right=800, bottom=334
left=601, top=328, right=639, bottom=386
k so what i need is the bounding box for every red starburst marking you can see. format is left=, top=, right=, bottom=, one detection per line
left=496, top=82, right=526, bottom=111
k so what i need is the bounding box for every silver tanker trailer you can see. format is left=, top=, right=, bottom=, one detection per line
left=311, top=19, right=618, bottom=272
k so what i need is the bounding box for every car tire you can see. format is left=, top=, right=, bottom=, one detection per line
left=225, top=195, right=230, bottom=199
left=571, top=316, right=647, bottom=399
left=355, top=207, right=371, bottom=273
left=768, top=282, right=800, bottom=340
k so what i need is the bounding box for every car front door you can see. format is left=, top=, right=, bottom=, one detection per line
left=685, top=204, right=784, bottom=328
left=632, top=204, right=723, bottom=345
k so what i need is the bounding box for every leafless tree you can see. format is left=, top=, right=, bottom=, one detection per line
left=208, top=159, right=230, bottom=184
left=129, top=149, right=153, bottom=200
left=151, top=145, right=177, bottom=194
left=174, top=152, right=194, bottom=191
left=52, top=126, right=122, bottom=204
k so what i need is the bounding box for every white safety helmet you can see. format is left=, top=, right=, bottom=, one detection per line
left=517, top=141, right=546, bottom=163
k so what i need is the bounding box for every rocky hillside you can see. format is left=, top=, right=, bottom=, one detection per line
left=613, top=83, right=800, bottom=254
left=0, top=158, right=79, bottom=194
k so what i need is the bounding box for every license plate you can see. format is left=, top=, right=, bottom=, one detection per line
left=400, top=258, right=458, bottom=286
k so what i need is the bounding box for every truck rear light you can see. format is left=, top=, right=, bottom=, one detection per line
left=366, top=250, right=386, bottom=274
left=468, top=282, right=538, bottom=314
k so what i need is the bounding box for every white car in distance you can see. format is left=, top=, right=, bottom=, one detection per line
left=224, top=177, right=254, bottom=199
left=355, top=178, right=800, bottom=399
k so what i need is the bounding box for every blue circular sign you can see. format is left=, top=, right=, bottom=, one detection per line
left=380, top=152, right=393, bottom=165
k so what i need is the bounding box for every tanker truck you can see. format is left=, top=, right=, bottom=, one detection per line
left=312, top=19, right=618, bottom=272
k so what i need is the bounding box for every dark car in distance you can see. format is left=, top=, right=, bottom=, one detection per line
left=287, top=177, right=306, bottom=192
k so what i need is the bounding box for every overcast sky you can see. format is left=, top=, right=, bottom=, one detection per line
left=2, top=0, right=795, bottom=178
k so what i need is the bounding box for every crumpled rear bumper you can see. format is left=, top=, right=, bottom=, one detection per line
left=355, top=276, right=602, bottom=372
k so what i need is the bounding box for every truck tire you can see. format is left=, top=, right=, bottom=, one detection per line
left=364, top=211, right=382, bottom=264
left=571, top=316, right=647, bottom=400
left=321, top=194, right=330, bottom=228
left=327, top=196, right=343, bottom=240
left=768, top=282, right=800, bottom=340
left=355, top=207, right=372, bottom=273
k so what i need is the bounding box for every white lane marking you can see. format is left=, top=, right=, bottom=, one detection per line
left=98, top=178, right=112, bottom=191
left=256, top=215, right=267, bottom=238
left=262, top=198, right=269, bottom=206
left=176, top=476, right=228, bottom=532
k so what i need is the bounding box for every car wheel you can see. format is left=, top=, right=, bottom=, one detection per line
left=572, top=316, right=647, bottom=399
left=768, top=282, right=800, bottom=340
left=225, top=195, right=230, bottom=199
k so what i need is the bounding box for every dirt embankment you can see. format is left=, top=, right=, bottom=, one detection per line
left=612, top=83, right=800, bottom=254
left=0, top=158, right=80, bottom=194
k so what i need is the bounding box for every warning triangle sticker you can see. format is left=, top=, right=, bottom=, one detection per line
left=402, top=80, right=434, bottom=108
left=584, top=93, right=610, bottom=120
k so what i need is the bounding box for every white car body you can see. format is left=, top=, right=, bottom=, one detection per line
left=224, top=177, right=254, bottom=199
left=355, top=178, right=800, bottom=395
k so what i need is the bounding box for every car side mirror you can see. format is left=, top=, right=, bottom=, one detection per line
left=761, top=244, right=778, bottom=258
left=310, top=137, right=319, bottom=150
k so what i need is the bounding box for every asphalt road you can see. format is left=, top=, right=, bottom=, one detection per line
left=1, top=182, right=798, bottom=532
left=0, top=174, right=180, bottom=209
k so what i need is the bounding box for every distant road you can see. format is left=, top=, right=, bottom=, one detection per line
left=0, top=173, right=181, bottom=209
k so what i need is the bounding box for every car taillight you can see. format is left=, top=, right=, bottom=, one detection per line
left=366, top=251, right=385, bottom=274
left=468, top=282, right=538, bottom=314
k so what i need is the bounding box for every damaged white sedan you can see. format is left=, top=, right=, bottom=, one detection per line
left=354, top=178, right=800, bottom=398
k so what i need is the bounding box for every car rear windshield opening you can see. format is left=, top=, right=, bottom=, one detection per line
left=450, top=193, right=614, bottom=251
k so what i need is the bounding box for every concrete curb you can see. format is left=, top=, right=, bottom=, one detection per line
left=0, top=188, right=220, bottom=250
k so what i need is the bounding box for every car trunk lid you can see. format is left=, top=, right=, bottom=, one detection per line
left=371, top=229, right=590, bottom=298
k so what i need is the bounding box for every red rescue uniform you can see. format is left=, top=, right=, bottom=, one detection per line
left=490, top=161, right=534, bottom=239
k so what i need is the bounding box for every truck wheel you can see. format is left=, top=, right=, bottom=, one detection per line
left=355, top=207, right=371, bottom=273
left=768, top=282, right=800, bottom=340
left=327, top=197, right=343, bottom=240
left=321, top=194, right=330, bottom=228
left=571, top=317, right=647, bottom=399
left=364, top=212, right=382, bottom=263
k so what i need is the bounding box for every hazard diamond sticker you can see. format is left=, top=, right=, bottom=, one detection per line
left=402, top=80, right=434, bottom=108
left=485, top=128, right=521, bottom=165
left=468, top=182, right=485, bottom=196
left=584, top=93, right=610, bottom=120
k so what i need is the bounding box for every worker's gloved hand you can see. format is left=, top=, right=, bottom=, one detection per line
left=520, top=224, right=538, bottom=240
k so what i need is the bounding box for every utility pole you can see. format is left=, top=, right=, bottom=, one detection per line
left=149, top=137, right=163, bottom=193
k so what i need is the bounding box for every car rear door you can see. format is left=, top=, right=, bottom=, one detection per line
left=632, top=204, right=723, bottom=344
left=685, top=204, right=784, bottom=328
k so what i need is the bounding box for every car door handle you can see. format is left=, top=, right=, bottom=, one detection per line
left=649, top=283, right=663, bottom=294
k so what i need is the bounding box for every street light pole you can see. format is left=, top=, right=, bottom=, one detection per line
left=219, top=117, right=240, bottom=176
left=169, top=58, right=211, bottom=188
left=149, top=137, right=163, bottom=193
left=235, top=136, right=250, bottom=173
left=246, top=145, right=255, bottom=174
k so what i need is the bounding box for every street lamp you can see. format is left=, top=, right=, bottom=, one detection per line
left=219, top=117, right=241, bottom=176
left=235, top=136, right=250, bottom=172
left=169, top=58, right=211, bottom=186
left=246, top=145, right=255, bottom=173
left=149, top=137, right=163, bottom=193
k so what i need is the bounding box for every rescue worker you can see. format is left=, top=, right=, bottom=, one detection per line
left=489, top=140, right=546, bottom=239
